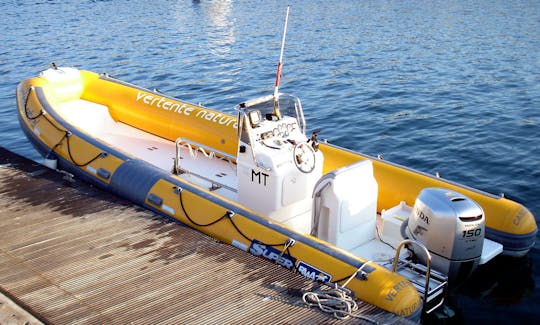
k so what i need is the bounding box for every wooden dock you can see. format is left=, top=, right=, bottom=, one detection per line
left=0, top=147, right=413, bottom=324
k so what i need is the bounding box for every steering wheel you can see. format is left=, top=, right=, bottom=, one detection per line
left=293, top=142, right=316, bottom=173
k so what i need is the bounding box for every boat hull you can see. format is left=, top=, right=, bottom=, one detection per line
left=16, top=67, right=537, bottom=317
left=17, top=70, right=423, bottom=318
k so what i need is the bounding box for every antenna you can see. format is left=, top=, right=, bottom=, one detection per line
left=273, top=5, right=290, bottom=120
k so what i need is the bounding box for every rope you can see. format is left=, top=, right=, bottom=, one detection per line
left=24, top=86, right=104, bottom=167
left=196, top=146, right=216, bottom=159
left=332, top=260, right=374, bottom=284
left=178, top=141, right=217, bottom=160
left=176, top=187, right=291, bottom=248
left=46, top=129, right=103, bottom=168
left=178, top=187, right=231, bottom=227
left=302, top=284, right=379, bottom=323
left=177, top=141, right=235, bottom=168
left=302, top=262, right=379, bottom=322
left=277, top=238, right=295, bottom=262
left=23, top=87, right=44, bottom=120
left=342, top=261, right=373, bottom=287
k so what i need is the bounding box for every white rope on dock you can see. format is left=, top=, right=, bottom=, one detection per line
left=302, top=262, right=379, bottom=323
left=302, top=285, right=379, bottom=323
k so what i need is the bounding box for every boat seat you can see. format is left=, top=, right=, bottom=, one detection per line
left=312, top=159, right=378, bottom=251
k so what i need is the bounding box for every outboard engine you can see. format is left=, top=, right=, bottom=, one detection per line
left=404, top=188, right=485, bottom=284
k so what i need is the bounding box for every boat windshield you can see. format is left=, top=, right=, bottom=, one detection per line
left=236, top=93, right=306, bottom=135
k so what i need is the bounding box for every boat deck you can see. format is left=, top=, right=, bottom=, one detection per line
left=0, top=147, right=414, bottom=324
left=57, top=100, right=409, bottom=263
left=58, top=100, right=238, bottom=200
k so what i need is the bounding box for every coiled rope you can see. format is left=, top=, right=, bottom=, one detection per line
left=302, top=285, right=378, bottom=323
left=302, top=284, right=358, bottom=320
left=302, top=262, right=378, bottom=323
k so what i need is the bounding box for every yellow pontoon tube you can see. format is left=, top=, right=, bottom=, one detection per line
left=16, top=67, right=537, bottom=318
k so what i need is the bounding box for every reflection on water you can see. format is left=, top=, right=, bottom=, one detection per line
left=184, top=0, right=235, bottom=57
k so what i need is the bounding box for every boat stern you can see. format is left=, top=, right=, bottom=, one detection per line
left=376, top=275, right=423, bottom=319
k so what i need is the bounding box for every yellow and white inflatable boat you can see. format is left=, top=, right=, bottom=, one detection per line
left=17, top=66, right=537, bottom=319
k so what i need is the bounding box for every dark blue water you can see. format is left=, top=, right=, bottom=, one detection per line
left=1, top=0, right=538, bottom=322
